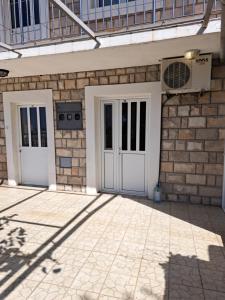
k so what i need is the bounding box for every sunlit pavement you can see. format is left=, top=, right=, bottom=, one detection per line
left=0, top=186, right=225, bottom=300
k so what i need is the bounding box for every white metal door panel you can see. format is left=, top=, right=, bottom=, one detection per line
left=119, top=100, right=147, bottom=195
left=18, top=105, right=49, bottom=186
left=20, top=148, right=48, bottom=186
left=101, top=99, right=148, bottom=196
left=104, top=152, right=114, bottom=190
left=121, top=154, right=145, bottom=192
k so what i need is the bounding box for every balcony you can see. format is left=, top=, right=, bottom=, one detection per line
left=0, top=0, right=221, bottom=49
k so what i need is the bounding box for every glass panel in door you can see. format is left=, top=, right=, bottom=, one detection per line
left=20, top=107, right=29, bottom=147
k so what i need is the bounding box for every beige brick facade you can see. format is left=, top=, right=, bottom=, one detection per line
left=0, top=63, right=224, bottom=205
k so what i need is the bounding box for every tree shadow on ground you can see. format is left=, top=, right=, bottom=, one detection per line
left=0, top=194, right=116, bottom=299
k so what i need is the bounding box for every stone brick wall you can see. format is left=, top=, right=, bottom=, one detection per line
left=0, top=65, right=160, bottom=192
left=160, top=64, right=225, bottom=205
left=0, top=63, right=224, bottom=205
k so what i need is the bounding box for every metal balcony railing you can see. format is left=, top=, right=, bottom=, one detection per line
left=0, top=0, right=221, bottom=48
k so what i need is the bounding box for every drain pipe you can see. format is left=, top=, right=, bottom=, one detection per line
left=197, top=0, right=214, bottom=34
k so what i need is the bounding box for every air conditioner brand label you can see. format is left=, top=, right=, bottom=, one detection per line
left=196, top=57, right=209, bottom=65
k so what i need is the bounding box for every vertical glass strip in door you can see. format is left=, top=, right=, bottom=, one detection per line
left=29, top=107, right=38, bottom=147
left=39, top=107, right=48, bottom=147
left=20, top=107, right=29, bottom=147
left=122, top=102, right=128, bottom=151
left=104, top=104, right=113, bottom=150
left=139, top=102, right=146, bottom=151
left=130, top=102, right=137, bottom=151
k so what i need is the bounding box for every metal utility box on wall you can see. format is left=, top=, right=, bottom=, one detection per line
left=56, top=102, right=82, bottom=130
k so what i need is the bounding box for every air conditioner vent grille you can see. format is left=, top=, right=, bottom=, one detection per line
left=164, top=62, right=191, bottom=89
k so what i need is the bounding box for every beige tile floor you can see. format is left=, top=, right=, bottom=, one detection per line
left=0, top=186, right=225, bottom=300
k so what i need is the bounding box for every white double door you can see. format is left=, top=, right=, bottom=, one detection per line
left=101, top=99, right=148, bottom=196
left=18, top=105, right=49, bottom=186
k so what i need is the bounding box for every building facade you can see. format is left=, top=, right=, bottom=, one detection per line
left=0, top=0, right=224, bottom=207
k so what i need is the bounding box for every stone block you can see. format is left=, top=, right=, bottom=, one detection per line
left=207, top=116, right=225, bottom=128
left=178, top=106, right=190, bottom=116
left=199, top=186, right=222, bottom=197
left=161, top=162, right=173, bottom=172
left=163, top=118, right=181, bottom=128
left=109, top=76, right=119, bottom=84
left=211, top=91, right=225, bottom=104
left=77, top=78, right=89, bottom=89
left=196, top=129, right=218, bottom=139
left=67, top=139, right=82, bottom=149
left=178, top=129, right=195, bottom=139
left=169, top=151, right=189, bottom=162
left=188, top=117, right=206, bottom=128
left=56, top=149, right=72, bottom=157
left=65, top=80, right=76, bottom=89
left=119, top=75, right=129, bottom=84
left=219, top=129, right=225, bottom=139
left=202, top=105, right=217, bottom=116
left=205, top=141, right=224, bottom=152
left=173, top=184, right=198, bottom=195
left=186, top=174, right=206, bottom=185
left=190, top=105, right=201, bottom=116
left=190, top=196, right=201, bottom=204
left=68, top=176, right=82, bottom=185
left=99, top=77, right=108, bottom=85
left=162, top=140, right=174, bottom=150
left=187, top=142, right=203, bottom=151
left=176, top=140, right=186, bottom=151
left=166, top=173, right=185, bottom=184
left=135, top=73, right=146, bottom=82
left=204, top=164, right=224, bottom=175
left=190, top=152, right=208, bottom=163
left=174, top=163, right=195, bottom=173
left=218, top=104, right=225, bottom=115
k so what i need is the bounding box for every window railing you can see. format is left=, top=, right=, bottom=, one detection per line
left=0, top=0, right=221, bottom=48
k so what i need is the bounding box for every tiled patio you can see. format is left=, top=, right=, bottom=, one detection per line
left=0, top=186, right=225, bottom=300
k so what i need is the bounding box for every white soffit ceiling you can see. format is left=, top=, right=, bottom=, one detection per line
left=0, top=19, right=220, bottom=77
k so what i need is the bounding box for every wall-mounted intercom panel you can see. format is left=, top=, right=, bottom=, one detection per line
left=56, top=102, right=82, bottom=130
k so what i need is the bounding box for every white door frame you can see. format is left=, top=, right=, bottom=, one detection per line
left=223, top=141, right=225, bottom=212
left=3, top=89, right=56, bottom=191
left=85, top=82, right=161, bottom=199
left=100, top=98, right=149, bottom=196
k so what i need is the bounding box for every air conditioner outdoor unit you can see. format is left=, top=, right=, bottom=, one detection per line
left=161, top=54, right=212, bottom=94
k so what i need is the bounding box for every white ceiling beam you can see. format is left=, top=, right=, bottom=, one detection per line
left=50, top=0, right=100, bottom=47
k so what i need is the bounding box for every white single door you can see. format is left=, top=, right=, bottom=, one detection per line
left=18, top=105, right=49, bottom=186
left=101, top=99, right=147, bottom=196
left=9, top=0, right=49, bottom=44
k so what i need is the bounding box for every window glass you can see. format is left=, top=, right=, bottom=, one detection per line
left=99, top=0, right=133, bottom=7
left=139, top=102, right=146, bottom=151
left=104, top=104, right=113, bottom=150
left=10, top=0, right=40, bottom=29
left=30, top=107, right=39, bottom=147
left=130, top=102, right=137, bottom=151
left=122, top=102, right=128, bottom=151
left=39, top=107, right=47, bottom=147
left=20, top=107, right=29, bottom=147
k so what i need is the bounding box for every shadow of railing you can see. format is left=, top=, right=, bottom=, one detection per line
left=0, top=193, right=117, bottom=299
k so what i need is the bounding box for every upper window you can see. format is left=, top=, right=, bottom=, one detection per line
left=10, top=0, right=40, bottom=29
left=99, top=0, right=134, bottom=7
